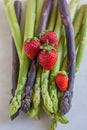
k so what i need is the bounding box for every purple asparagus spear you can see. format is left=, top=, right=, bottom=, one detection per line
left=58, top=0, right=76, bottom=114
left=11, top=1, right=22, bottom=120
left=12, top=1, right=21, bottom=96
left=21, top=0, right=52, bottom=113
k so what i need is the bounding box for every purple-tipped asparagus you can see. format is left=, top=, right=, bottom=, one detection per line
left=11, top=1, right=22, bottom=120
left=12, top=1, right=21, bottom=96
left=58, top=0, right=76, bottom=114
left=21, top=0, right=52, bottom=113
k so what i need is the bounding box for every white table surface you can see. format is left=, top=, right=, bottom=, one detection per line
left=0, top=0, right=87, bottom=130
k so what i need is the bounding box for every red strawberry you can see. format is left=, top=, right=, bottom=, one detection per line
left=39, top=50, right=58, bottom=70
left=40, top=31, right=58, bottom=49
left=56, top=73, right=69, bottom=92
left=24, top=39, right=41, bottom=60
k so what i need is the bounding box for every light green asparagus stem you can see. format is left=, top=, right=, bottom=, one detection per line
left=10, top=0, right=36, bottom=116
left=69, top=0, right=80, bottom=21
left=35, top=0, right=44, bottom=35
left=74, top=5, right=87, bottom=37
left=50, top=112, right=69, bottom=130
left=29, top=107, right=40, bottom=119
left=76, top=8, right=87, bottom=72
left=47, top=0, right=58, bottom=31
left=54, top=11, right=62, bottom=39
left=4, top=0, right=22, bottom=59
left=41, top=69, right=54, bottom=113
left=33, top=66, right=42, bottom=109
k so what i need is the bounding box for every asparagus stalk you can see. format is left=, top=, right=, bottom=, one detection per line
left=21, top=0, right=52, bottom=113
left=69, top=0, right=80, bottom=22
left=54, top=0, right=80, bottom=40
left=48, top=0, right=80, bottom=114
left=41, top=70, right=54, bottom=113
left=58, top=0, right=76, bottom=115
left=11, top=1, right=21, bottom=96
left=10, top=0, right=36, bottom=118
left=59, top=0, right=80, bottom=60
left=47, top=0, right=58, bottom=31
left=61, top=5, right=86, bottom=71
left=21, top=60, right=37, bottom=113
left=33, top=65, right=42, bottom=109
left=35, top=0, right=44, bottom=35
left=4, top=0, right=22, bottom=59
left=74, top=5, right=86, bottom=37
left=76, top=8, right=87, bottom=72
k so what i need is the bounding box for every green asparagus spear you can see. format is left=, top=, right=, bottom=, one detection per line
left=4, top=0, right=22, bottom=59
left=41, top=69, right=54, bottom=113
left=54, top=11, right=62, bottom=39
left=29, top=107, right=40, bottom=119
left=76, top=8, right=87, bottom=72
left=35, top=0, right=44, bottom=35
left=74, top=5, right=87, bottom=37
left=10, top=0, right=36, bottom=117
left=47, top=0, right=58, bottom=31
left=33, top=66, right=42, bottom=109
left=69, top=0, right=80, bottom=21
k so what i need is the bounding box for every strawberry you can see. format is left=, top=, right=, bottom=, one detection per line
left=39, top=50, right=58, bottom=70
left=56, top=73, right=69, bottom=92
left=40, top=31, right=58, bottom=49
left=24, top=39, right=41, bottom=60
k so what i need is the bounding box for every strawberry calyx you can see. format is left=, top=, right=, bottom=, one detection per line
left=24, top=37, right=39, bottom=43
left=39, top=30, right=48, bottom=38
left=58, top=71, right=68, bottom=77
left=40, top=43, right=56, bottom=52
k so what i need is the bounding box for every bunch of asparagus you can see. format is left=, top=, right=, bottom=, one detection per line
left=4, top=0, right=87, bottom=130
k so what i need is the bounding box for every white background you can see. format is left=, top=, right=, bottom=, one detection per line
left=0, top=0, right=87, bottom=130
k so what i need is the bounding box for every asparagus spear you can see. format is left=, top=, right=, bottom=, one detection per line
left=33, top=65, right=42, bottom=109
left=10, top=0, right=36, bottom=118
left=54, top=0, right=80, bottom=40
left=58, top=0, right=80, bottom=61
left=35, top=0, right=44, bottom=35
left=76, top=8, right=87, bottom=72
left=47, top=0, right=58, bottom=31
left=61, top=5, right=86, bottom=71
left=4, top=0, right=22, bottom=59
left=11, top=1, right=21, bottom=96
left=21, top=0, right=52, bottom=113
left=58, top=0, right=76, bottom=115
left=21, top=60, right=37, bottom=113
left=48, top=0, right=80, bottom=114
left=74, top=5, right=87, bottom=37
